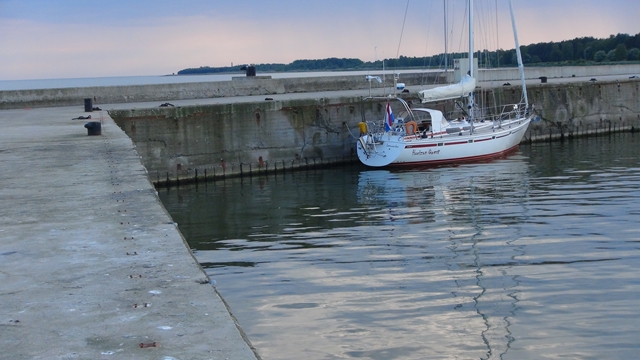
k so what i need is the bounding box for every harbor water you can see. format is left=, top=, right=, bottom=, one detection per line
left=159, top=133, right=640, bottom=359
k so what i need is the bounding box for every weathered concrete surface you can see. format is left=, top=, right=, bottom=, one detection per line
left=0, top=107, right=259, bottom=359
left=479, top=63, right=640, bottom=81
left=107, top=77, right=640, bottom=185
left=524, top=77, right=640, bottom=141
left=109, top=96, right=365, bottom=185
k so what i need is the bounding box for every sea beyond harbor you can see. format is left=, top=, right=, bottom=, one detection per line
left=0, top=70, right=428, bottom=91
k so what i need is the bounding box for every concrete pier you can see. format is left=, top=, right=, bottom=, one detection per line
left=0, top=106, right=259, bottom=359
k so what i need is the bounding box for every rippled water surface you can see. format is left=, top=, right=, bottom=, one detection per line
left=159, top=133, right=640, bottom=359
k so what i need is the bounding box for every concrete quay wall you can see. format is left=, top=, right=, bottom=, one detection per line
left=109, top=97, right=365, bottom=186
left=108, top=78, right=640, bottom=186
left=479, top=63, right=640, bottom=81
left=524, top=78, right=640, bottom=141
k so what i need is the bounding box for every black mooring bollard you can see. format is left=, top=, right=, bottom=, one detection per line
left=84, top=98, right=93, bottom=112
left=84, top=121, right=101, bottom=136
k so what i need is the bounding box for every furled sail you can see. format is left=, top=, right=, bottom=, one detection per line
left=418, top=75, right=476, bottom=103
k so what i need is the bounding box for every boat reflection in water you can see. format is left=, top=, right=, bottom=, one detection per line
left=163, top=156, right=534, bottom=359
left=356, top=158, right=531, bottom=359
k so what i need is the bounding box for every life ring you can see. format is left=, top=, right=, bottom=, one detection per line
left=405, top=121, right=418, bottom=135
left=357, top=122, right=368, bottom=135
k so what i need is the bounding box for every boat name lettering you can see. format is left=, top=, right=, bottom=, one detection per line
left=412, top=149, right=441, bottom=156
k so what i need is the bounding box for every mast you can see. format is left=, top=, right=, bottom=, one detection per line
left=509, top=0, right=529, bottom=109
left=468, top=0, right=475, bottom=124
left=468, top=0, right=474, bottom=80
left=444, top=0, right=448, bottom=73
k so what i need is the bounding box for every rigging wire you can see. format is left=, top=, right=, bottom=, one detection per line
left=456, top=1, right=469, bottom=61
left=396, top=0, right=411, bottom=60
left=420, top=0, right=435, bottom=88
left=475, top=0, right=491, bottom=113
left=495, top=0, right=500, bottom=68
left=486, top=0, right=500, bottom=66
left=476, top=0, right=490, bottom=67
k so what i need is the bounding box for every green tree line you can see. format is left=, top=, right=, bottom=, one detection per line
left=177, top=32, right=640, bottom=75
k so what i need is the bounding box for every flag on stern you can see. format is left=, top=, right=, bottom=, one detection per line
left=384, top=101, right=394, bottom=132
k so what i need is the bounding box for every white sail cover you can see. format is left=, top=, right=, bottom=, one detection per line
left=418, top=75, right=476, bottom=103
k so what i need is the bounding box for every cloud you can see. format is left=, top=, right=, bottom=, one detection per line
left=0, top=12, right=419, bottom=79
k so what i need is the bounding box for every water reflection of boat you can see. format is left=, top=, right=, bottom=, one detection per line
left=356, top=156, right=530, bottom=358
left=357, top=157, right=530, bottom=210
left=357, top=156, right=530, bottom=232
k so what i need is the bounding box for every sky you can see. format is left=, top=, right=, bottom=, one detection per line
left=0, top=0, right=638, bottom=80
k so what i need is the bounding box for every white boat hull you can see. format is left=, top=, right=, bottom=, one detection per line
left=357, top=0, right=533, bottom=169
left=357, top=117, right=531, bottom=168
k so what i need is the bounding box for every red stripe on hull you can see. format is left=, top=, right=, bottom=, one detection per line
left=389, top=144, right=521, bottom=168
left=444, top=141, right=467, bottom=146
left=405, top=143, right=438, bottom=148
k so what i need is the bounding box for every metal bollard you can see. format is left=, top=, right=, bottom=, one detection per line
left=84, top=121, right=101, bottom=136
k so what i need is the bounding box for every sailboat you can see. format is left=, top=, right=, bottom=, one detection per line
left=356, top=0, right=534, bottom=168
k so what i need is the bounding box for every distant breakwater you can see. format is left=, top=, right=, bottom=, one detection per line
left=3, top=64, right=640, bottom=110
left=0, top=73, right=444, bottom=110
